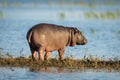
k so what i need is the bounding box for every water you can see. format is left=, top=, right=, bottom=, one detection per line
left=0, top=4, right=120, bottom=59
left=0, top=67, right=120, bottom=80
left=0, top=1, right=120, bottom=80
left=0, top=19, right=119, bottom=59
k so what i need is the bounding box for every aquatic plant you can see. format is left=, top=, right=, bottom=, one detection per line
left=84, top=12, right=91, bottom=19
left=116, top=10, right=120, bottom=17
left=2, top=2, right=9, bottom=7
left=100, top=13, right=106, bottom=19
left=59, top=12, right=66, bottom=20
left=117, top=30, right=120, bottom=35
left=106, top=11, right=116, bottom=19
left=0, top=10, right=5, bottom=19
left=89, top=3, right=96, bottom=8
left=84, top=11, right=119, bottom=20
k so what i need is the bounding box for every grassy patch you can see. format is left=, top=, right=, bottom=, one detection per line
left=84, top=11, right=120, bottom=20
left=0, top=54, right=120, bottom=72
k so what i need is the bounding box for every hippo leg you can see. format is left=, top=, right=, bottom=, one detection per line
left=30, top=46, right=37, bottom=60
left=32, top=51, right=37, bottom=60
left=44, top=52, right=51, bottom=60
left=58, top=48, right=65, bottom=60
left=38, top=49, right=44, bottom=61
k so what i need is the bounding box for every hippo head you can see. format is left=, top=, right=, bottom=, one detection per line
left=76, top=30, right=87, bottom=45
left=70, top=28, right=87, bottom=46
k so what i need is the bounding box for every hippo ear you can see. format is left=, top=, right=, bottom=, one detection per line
left=70, top=28, right=77, bottom=46
left=71, top=27, right=79, bottom=34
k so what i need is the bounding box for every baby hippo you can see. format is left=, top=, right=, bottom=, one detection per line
left=26, top=23, right=87, bottom=61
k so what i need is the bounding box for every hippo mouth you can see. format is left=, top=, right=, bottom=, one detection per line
left=81, top=43, right=86, bottom=45
left=77, top=42, right=85, bottom=45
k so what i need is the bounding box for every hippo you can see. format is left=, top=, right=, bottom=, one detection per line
left=26, top=23, right=87, bottom=61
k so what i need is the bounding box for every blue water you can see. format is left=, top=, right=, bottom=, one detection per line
left=0, top=67, right=120, bottom=80
left=0, top=5, right=120, bottom=59
left=0, top=19, right=119, bottom=59
left=0, top=1, right=120, bottom=80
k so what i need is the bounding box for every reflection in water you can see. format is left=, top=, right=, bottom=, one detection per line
left=29, top=67, right=63, bottom=73
left=29, top=66, right=120, bottom=73
left=29, top=67, right=77, bottom=73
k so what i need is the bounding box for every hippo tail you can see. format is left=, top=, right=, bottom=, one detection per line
left=26, top=30, right=32, bottom=44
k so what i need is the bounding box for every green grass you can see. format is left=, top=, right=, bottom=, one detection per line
left=0, top=53, right=120, bottom=71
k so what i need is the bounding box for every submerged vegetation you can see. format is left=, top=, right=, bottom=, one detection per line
left=58, top=11, right=120, bottom=20
left=0, top=1, right=120, bottom=20
left=84, top=11, right=120, bottom=20
left=0, top=1, right=119, bottom=7
left=0, top=53, right=120, bottom=72
left=59, top=12, right=66, bottom=20
left=0, top=10, right=5, bottom=19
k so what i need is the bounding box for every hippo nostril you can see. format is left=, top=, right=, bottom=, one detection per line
left=84, top=39, right=87, bottom=44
